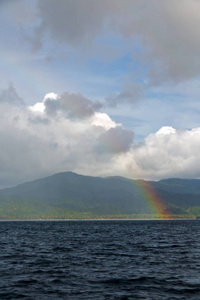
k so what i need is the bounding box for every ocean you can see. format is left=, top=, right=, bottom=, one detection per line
left=0, top=220, right=200, bottom=299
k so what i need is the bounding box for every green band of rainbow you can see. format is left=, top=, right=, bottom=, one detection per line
left=135, top=180, right=172, bottom=219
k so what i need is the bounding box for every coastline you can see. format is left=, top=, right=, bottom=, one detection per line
left=0, top=217, right=196, bottom=221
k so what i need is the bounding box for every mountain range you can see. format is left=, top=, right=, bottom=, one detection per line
left=0, top=172, right=200, bottom=219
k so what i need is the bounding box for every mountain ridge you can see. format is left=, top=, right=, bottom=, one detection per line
left=0, top=171, right=200, bottom=219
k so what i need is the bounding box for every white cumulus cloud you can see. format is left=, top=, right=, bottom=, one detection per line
left=133, top=127, right=200, bottom=180
left=1, top=86, right=200, bottom=188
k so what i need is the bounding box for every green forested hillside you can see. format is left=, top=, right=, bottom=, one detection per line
left=0, top=172, right=200, bottom=219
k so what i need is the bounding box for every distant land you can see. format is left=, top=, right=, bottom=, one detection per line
left=0, top=172, right=200, bottom=220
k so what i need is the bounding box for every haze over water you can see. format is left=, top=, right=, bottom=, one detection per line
left=1, top=220, right=200, bottom=299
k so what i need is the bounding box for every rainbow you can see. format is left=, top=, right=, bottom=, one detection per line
left=133, top=179, right=172, bottom=219
left=1, top=43, right=172, bottom=219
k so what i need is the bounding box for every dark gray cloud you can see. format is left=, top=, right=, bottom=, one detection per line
left=97, top=127, right=134, bottom=154
left=3, top=1, right=200, bottom=107
left=44, top=92, right=102, bottom=119
left=33, top=0, right=200, bottom=92
left=37, top=0, right=108, bottom=46
left=0, top=84, right=24, bottom=106
left=106, top=82, right=144, bottom=106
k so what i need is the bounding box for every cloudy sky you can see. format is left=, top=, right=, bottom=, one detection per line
left=1, top=0, right=200, bottom=187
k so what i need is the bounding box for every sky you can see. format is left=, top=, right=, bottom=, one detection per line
left=1, top=0, right=200, bottom=187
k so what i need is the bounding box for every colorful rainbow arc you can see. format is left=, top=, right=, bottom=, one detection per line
left=133, top=180, right=172, bottom=219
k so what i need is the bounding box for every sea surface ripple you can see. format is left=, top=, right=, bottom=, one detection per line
left=0, top=220, right=200, bottom=299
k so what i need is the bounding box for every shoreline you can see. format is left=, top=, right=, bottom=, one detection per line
left=0, top=218, right=196, bottom=222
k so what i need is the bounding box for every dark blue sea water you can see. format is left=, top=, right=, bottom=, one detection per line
left=0, top=220, right=200, bottom=299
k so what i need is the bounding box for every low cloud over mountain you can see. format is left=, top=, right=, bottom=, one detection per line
left=1, top=86, right=200, bottom=188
